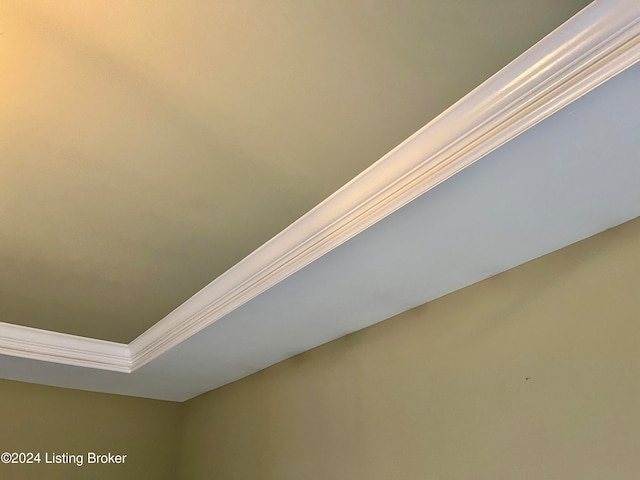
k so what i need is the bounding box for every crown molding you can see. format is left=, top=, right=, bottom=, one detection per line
left=128, top=0, right=640, bottom=370
left=1, top=1, right=638, bottom=374
left=0, top=322, right=131, bottom=373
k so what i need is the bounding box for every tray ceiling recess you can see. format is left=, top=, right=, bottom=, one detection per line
left=1, top=0, right=640, bottom=400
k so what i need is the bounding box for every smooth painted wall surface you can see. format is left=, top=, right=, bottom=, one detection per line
left=0, top=378, right=182, bottom=479
left=179, top=216, right=640, bottom=480
left=1, top=0, right=590, bottom=343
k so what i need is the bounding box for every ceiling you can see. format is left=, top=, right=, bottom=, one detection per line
left=0, top=0, right=591, bottom=343
left=1, top=0, right=639, bottom=402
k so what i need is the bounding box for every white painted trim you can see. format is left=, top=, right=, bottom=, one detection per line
left=1, top=0, right=639, bottom=374
left=128, top=0, right=640, bottom=370
left=0, top=322, right=131, bottom=373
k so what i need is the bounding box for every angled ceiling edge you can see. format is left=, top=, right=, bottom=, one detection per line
left=1, top=0, right=639, bottom=373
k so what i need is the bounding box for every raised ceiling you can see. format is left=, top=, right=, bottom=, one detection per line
left=0, top=0, right=591, bottom=343
left=0, top=0, right=639, bottom=400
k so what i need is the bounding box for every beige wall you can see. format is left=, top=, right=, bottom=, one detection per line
left=178, top=217, right=640, bottom=479
left=1, top=218, right=638, bottom=479
left=0, top=379, right=182, bottom=479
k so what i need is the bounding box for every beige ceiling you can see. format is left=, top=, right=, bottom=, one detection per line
left=0, top=0, right=592, bottom=343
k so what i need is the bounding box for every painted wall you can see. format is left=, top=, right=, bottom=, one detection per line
left=178, top=217, right=640, bottom=479
left=0, top=379, right=182, bottom=479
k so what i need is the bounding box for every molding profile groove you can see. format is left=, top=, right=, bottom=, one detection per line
left=128, top=0, right=640, bottom=370
left=0, top=322, right=131, bottom=373
left=1, top=0, right=639, bottom=373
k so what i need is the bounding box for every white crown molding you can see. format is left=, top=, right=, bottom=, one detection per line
left=0, top=322, right=131, bottom=373
left=127, top=0, right=640, bottom=370
left=1, top=0, right=638, bottom=374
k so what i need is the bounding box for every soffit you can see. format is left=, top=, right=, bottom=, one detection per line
left=0, top=1, right=591, bottom=342
left=1, top=54, right=638, bottom=400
